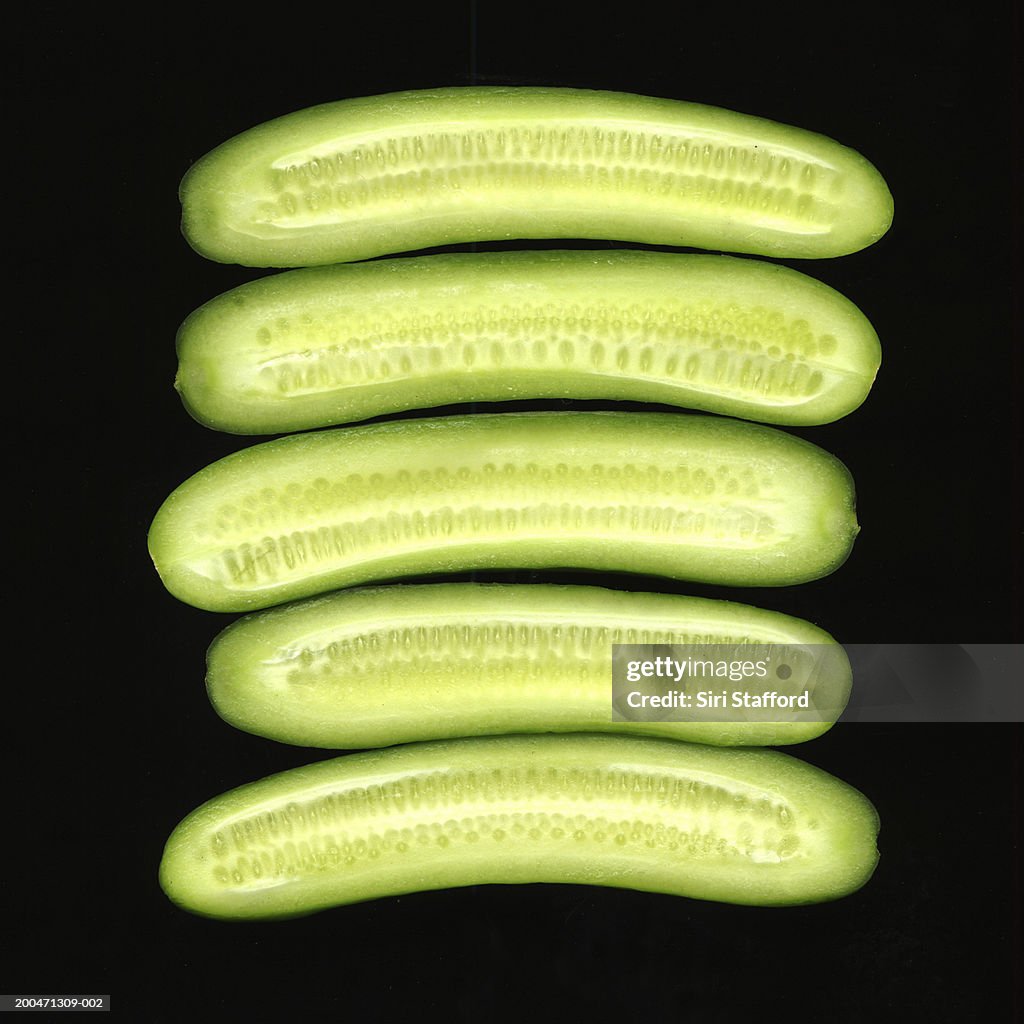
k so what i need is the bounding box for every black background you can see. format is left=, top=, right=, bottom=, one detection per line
left=11, top=2, right=1021, bottom=1020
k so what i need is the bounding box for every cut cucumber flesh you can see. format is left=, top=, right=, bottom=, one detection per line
left=159, top=734, right=880, bottom=918
left=147, top=411, right=859, bottom=612
left=176, top=251, right=881, bottom=434
left=206, top=582, right=851, bottom=748
left=180, top=87, right=894, bottom=266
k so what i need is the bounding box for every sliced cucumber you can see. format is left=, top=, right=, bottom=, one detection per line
left=206, top=582, right=851, bottom=748
left=176, top=251, right=881, bottom=434
left=147, top=411, right=859, bottom=612
left=180, top=87, right=893, bottom=266
left=159, top=734, right=880, bottom=918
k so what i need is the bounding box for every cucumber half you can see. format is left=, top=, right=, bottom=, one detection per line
left=180, top=87, right=893, bottom=266
left=159, top=734, right=880, bottom=918
left=147, top=411, right=860, bottom=612
left=175, top=251, right=881, bottom=434
left=206, top=582, right=852, bottom=749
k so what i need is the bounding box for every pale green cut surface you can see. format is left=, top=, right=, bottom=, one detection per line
left=147, top=411, right=860, bottom=612
left=180, top=87, right=894, bottom=266
left=206, top=583, right=852, bottom=748
left=175, top=251, right=881, bottom=434
left=159, top=734, right=880, bottom=919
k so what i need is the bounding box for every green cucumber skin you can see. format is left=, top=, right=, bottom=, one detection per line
left=207, top=582, right=851, bottom=749
left=159, top=734, right=880, bottom=919
left=180, top=87, right=894, bottom=267
left=147, top=411, right=860, bottom=612
left=175, top=251, right=881, bottom=434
